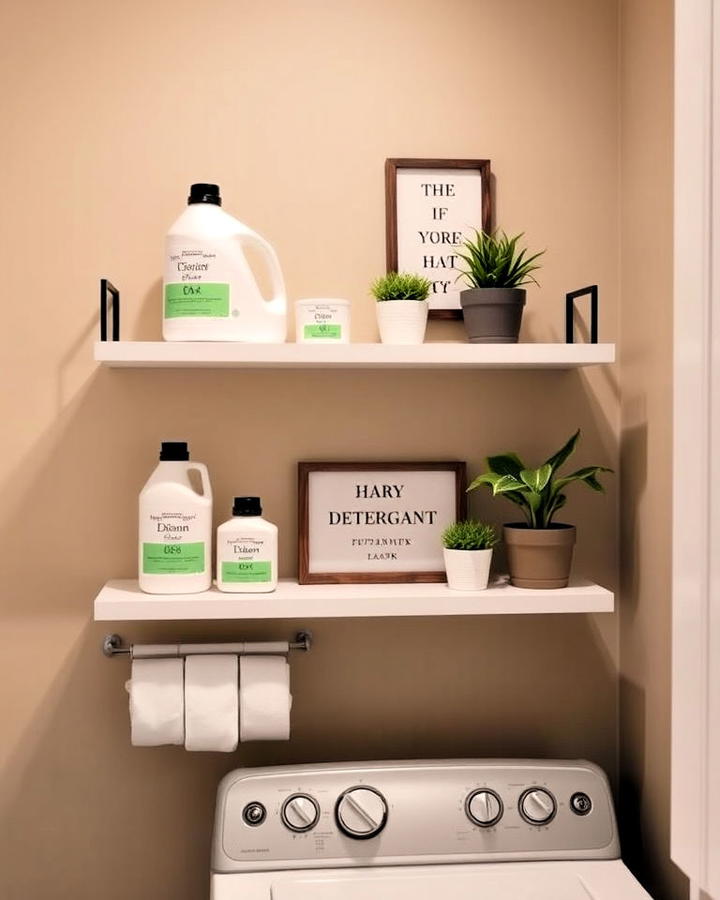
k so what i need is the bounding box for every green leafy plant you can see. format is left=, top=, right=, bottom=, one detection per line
left=456, top=230, right=544, bottom=289
left=467, top=429, right=612, bottom=529
left=441, top=520, right=498, bottom=551
left=371, top=271, right=432, bottom=302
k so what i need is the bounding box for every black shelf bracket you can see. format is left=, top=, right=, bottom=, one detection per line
left=565, top=285, right=598, bottom=344
left=100, top=278, right=120, bottom=341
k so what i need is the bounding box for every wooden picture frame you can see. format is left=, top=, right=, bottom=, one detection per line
left=385, top=158, right=492, bottom=320
left=298, top=461, right=466, bottom=584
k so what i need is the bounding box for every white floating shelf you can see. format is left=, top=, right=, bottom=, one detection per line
left=94, top=577, right=614, bottom=621
left=94, top=341, right=615, bottom=370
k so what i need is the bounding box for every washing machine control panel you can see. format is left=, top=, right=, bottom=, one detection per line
left=212, top=759, right=619, bottom=873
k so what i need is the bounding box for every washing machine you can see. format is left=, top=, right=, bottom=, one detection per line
left=211, top=759, right=651, bottom=899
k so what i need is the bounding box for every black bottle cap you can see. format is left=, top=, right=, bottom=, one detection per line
left=159, top=441, right=189, bottom=461
left=188, top=183, right=221, bottom=206
left=232, top=496, right=262, bottom=516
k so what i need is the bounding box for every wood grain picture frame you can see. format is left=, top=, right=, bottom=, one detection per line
left=298, top=461, right=466, bottom=584
left=385, top=158, right=492, bottom=320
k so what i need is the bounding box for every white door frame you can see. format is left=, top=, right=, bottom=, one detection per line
left=672, top=0, right=719, bottom=894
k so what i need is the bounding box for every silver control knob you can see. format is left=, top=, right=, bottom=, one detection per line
left=282, top=794, right=320, bottom=832
left=336, top=786, right=388, bottom=839
left=242, top=802, right=266, bottom=826
left=519, top=788, right=557, bottom=825
left=465, top=789, right=503, bottom=827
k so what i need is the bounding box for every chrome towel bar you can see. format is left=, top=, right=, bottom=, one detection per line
left=102, top=631, right=312, bottom=659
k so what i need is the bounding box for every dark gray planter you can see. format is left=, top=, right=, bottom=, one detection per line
left=460, top=288, right=526, bottom=343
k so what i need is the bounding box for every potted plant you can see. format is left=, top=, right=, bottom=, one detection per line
left=371, top=272, right=431, bottom=345
left=467, top=430, right=612, bottom=589
left=455, top=230, right=544, bottom=343
left=441, top=520, right=498, bottom=591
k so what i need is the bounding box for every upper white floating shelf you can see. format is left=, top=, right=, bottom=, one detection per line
left=94, top=577, right=614, bottom=621
left=94, top=341, right=615, bottom=370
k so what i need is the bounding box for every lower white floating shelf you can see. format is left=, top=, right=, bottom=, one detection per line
left=93, top=577, right=614, bottom=621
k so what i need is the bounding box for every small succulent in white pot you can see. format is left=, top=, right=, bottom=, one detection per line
left=371, top=272, right=431, bottom=345
left=441, top=520, right=498, bottom=591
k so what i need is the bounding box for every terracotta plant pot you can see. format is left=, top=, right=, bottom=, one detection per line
left=376, top=299, right=428, bottom=344
left=503, top=523, right=576, bottom=589
left=460, top=288, right=526, bottom=343
left=442, top=547, right=493, bottom=591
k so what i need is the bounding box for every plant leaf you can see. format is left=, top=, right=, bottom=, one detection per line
left=441, top=520, right=498, bottom=550
left=525, top=490, right=542, bottom=526
left=486, top=452, right=526, bottom=477
left=467, top=472, right=526, bottom=495
left=544, top=429, right=581, bottom=473
left=454, top=229, right=544, bottom=289
left=500, top=490, right=533, bottom=508
left=520, top=464, right=552, bottom=493
left=371, top=271, right=431, bottom=301
left=553, top=465, right=613, bottom=494
left=491, top=475, right=527, bottom=495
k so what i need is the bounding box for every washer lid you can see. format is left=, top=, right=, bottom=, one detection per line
left=269, top=861, right=651, bottom=900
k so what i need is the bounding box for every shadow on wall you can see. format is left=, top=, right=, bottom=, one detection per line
left=618, top=396, right=689, bottom=900
left=0, top=356, right=619, bottom=900
left=131, top=278, right=164, bottom=342
left=619, top=408, right=648, bottom=617
left=619, top=671, right=688, bottom=900
left=618, top=676, right=648, bottom=887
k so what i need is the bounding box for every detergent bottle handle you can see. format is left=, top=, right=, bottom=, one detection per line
left=238, top=229, right=287, bottom=315
left=187, top=462, right=212, bottom=500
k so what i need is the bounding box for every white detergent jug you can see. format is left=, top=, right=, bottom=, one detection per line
left=138, top=441, right=213, bottom=594
left=163, top=183, right=287, bottom=342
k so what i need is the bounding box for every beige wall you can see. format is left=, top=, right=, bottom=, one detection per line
left=618, top=1, right=688, bottom=898
left=0, top=2, right=623, bottom=897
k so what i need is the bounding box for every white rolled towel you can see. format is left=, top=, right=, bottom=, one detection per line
left=184, top=655, right=239, bottom=752
left=239, top=656, right=291, bottom=742
left=128, top=658, right=184, bottom=747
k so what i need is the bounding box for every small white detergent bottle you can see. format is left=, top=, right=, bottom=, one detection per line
left=138, top=441, right=213, bottom=594
left=216, top=497, right=278, bottom=593
left=163, top=183, right=287, bottom=342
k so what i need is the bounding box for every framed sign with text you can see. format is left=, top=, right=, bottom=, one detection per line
left=298, top=461, right=466, bottom=584
left=385, top=158, right=492, bottom=320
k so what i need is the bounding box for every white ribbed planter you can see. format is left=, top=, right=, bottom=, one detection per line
left=376, top=300, right=428, bottom=344
left=443, top=548, right=493, bottom=591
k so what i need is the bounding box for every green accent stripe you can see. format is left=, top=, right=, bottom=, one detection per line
left=142, top=542, right=205, bottom=574
left=164, top=283, right=229, bottom=318
left=221, top=561, right=272, bottom=583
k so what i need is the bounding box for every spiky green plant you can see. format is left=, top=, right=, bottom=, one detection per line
left=456, top=230, right=544, bottom=289
left=467, top=429, right=612, bottom=529
left=371, top=271, right=432, bottom=301
left=441, top=520, right=498, bottom=551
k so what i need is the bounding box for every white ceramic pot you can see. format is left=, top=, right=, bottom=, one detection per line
left=376, top=300, right=428, bottom=344
left=443, top=548, right=493, bottom=591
